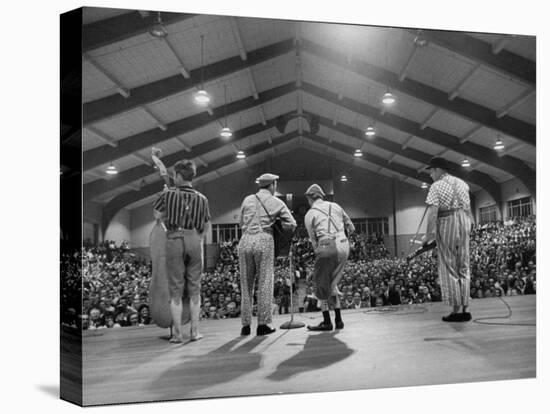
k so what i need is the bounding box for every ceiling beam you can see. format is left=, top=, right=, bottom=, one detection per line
left=229, top=17, right=247, bottom=61
left=401, top=134, right=415, bottom=149
left=101, top=130, right=300, bottom=230
left=311, top=111, right=502, bottom=205
left=84, top=38, right=294, bottom=125
left=83, top=82, right=296, bottom=171
left=448, top=63, right=480, bottom=101
left=301, top=39, right=535, bottom=147
left=459, top=124, right=483, bottom=144
left=496, top=88, right=535, bottom=118
left=84, top=110, right=294, bottom=200
left=87, top=126, right=118, bottom=147
left=141, top=106, right=167, bottom=131
left=398, top=45, right=418, bottom=82
left=83, top=10, right=196, bottom=52
left=163, top=36, right=190, bottom=79
left=130, top=153, right=153, bottom=166
left=301, top=81, right=535, bottom=196
left=492, top=36, right=512, bottom=55
left=84, top=54, right=129, bottom=98
left=303, top=131, right=432, bottom=184
left=404, top=29, right=535, bottom=86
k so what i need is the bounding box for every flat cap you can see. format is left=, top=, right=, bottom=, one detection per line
left=256, top=173, right=279, bottom=186
left=304, top=183, right=326, bottom=197
left=426, top=157, right=451, bottom=171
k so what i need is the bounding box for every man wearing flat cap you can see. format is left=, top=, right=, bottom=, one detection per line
left=304, top=183, right=355, bottom=331
left=423, top=157, right=473, bottom=322
left=237, top=173, right=296, bottom=336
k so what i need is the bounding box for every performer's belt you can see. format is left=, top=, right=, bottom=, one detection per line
left=318, top=231, right=347, bottom=243
left=437, top=209, right=460, bottom=218
left=166, top=228, right=201, bottom=239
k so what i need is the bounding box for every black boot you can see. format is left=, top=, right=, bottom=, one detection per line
left=256, top=324, right=276, bottom=336
left=240, top=325, right=251, bottom=336
left=334, top=309, right=344, bottom=330
left=462, top=312, right=472, bottom=321
left=307, top=311, right=333, bottom=331
left=442, top=312, right=464, bottom=322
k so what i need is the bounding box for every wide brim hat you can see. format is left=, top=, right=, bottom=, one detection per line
left=256, top=173, right=279, bottom=186
left=425, top=156, right=451, bottom=171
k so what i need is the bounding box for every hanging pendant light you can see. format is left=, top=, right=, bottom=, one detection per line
left=340, top=175, right=348, bottom=182
left=494, top=137, right=505, bottom=150
left=354, top=149, right=363, bottom=157
left=461, top=158, right=471, bottom=168
left=236, top=150, right=246, bottom=159
left=421, top=182, right=428, bottom=189
left=382, top=90, right=396, bottom=105
left=365, top=124, right=376, bottom=137
left=106, top=162, right=118, bottom=175
left=194, top=35, right=211, bottom=106
left=220, top=84, right=232, bottom=138
left=149, top=11, right=168, bottom=38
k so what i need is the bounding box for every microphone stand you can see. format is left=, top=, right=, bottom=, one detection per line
left=280, top=246, right=305, bottom=330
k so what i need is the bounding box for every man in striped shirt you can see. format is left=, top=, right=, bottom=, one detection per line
left=423, top=157, right=473, bottom=322
left=153, top=159, right=210, bottom=342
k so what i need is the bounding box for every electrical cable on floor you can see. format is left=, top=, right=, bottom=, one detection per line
left=472, top=296, right=536, bottom=327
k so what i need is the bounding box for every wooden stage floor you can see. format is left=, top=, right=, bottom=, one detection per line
left=82, top=295, right=536, bottom=406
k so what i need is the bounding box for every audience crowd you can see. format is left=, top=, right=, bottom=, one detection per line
left=66, top=216, right=535, bottom=329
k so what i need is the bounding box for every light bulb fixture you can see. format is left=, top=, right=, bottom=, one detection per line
left=149, top=11, right=168, bottom=38
left=106, top=163, right=118, bottom=175
left=494, top=138, right=505, bottom=151
left=365, top=125, right=376, bottom=137
left=219, top=84, right=232, bottom=138
left=255, top=179, right=260, bottom=184
left=461, top=158, right=471, bottom=168
left=421, top=182, right=428, bottom=189
left=382, top=90, right=396, bottom=105
left=236, top=150, right=246, bottom=159
left=340, top=175, right=348, bottom=182
left=354, top=149, right=363, bottom=157
left=413, top=30, right=428, bottom=47
left=220, top=126, right=232, bottom=138
left=194, top=35, right=211, bottom=106
left=194, top=89, right=211, bottom=105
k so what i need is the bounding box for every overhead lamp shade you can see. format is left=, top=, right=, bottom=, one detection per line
left=106, top=164, right=118, bottom=175
left=194, top=89, right=211, bottom=105
left=494, top=139, right=505, bottom=150
left=340, top=175, right=348, bottom=182
left=354, top=149, right=363, bottom=157
left=461, top=158, right=471, bottom=168
left=382, top=91, right=396, bottom=105
left=236, top=150, right=246, bottom=159
left=220, top=126, right=233, bottom=139
left=421, top=182, right=428, bottom=189
left=365, top=125, right=376, bottom=136
left=149, top=23, right=168, bottom=38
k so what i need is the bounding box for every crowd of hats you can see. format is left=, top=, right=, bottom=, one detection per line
left=61, top=216, right=536, bottom=330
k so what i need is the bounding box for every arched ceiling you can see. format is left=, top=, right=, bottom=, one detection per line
left=67, top=7, right=536, bottom=222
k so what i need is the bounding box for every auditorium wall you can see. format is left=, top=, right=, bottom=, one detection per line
left=104, top=208, right=131, bottom=243
left=83, top=201, right=103, bottom=242
left=473, top=177, right=536, bottom=221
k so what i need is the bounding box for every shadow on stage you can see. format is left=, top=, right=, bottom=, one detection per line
left=149, top=336, right=268, bottom=398
left=267, top=331, right=355, bottom=382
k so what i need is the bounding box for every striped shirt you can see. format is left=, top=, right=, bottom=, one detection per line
left=153, top=185, right=210, bottom=232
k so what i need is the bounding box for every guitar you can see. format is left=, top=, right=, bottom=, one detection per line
left=406, top=240, right=437, bottom=263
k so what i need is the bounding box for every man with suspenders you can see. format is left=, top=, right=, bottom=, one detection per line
left=304, top=184, right=355, bottom=331
left=423, top=157, right=473, bottom=322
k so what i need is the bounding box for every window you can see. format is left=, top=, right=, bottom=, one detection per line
left=211, top=224, right=242, bottom=243
left=479, top=205, right=498, bottom=224
left=351, top=217, right=389, bottom=236
left=507, top=196, right=532, bottom=218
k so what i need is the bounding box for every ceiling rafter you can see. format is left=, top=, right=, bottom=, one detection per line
left=83, top=10, right=196, bottom=52
left=87, top=126, right=118, bottom=147
left=84, top=38, right=295, bottom=125
left=84, top=110, right=295, bottom=200
left=403, top=29, right=535, bottom=86
left=310, top=111, right=501, bottom=204
left=301, top=39, right=535, bottom=147
left=301, top=81, right=535, bottom=196
left=101, top=130, right=300, bottom=230
left=163, top=36, right=191, bottom=78
left=83, top=82, right=296, bottom=171
left=448, top=63, right=481, bottom=101
left=84, top=53, right=129, bottom=98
